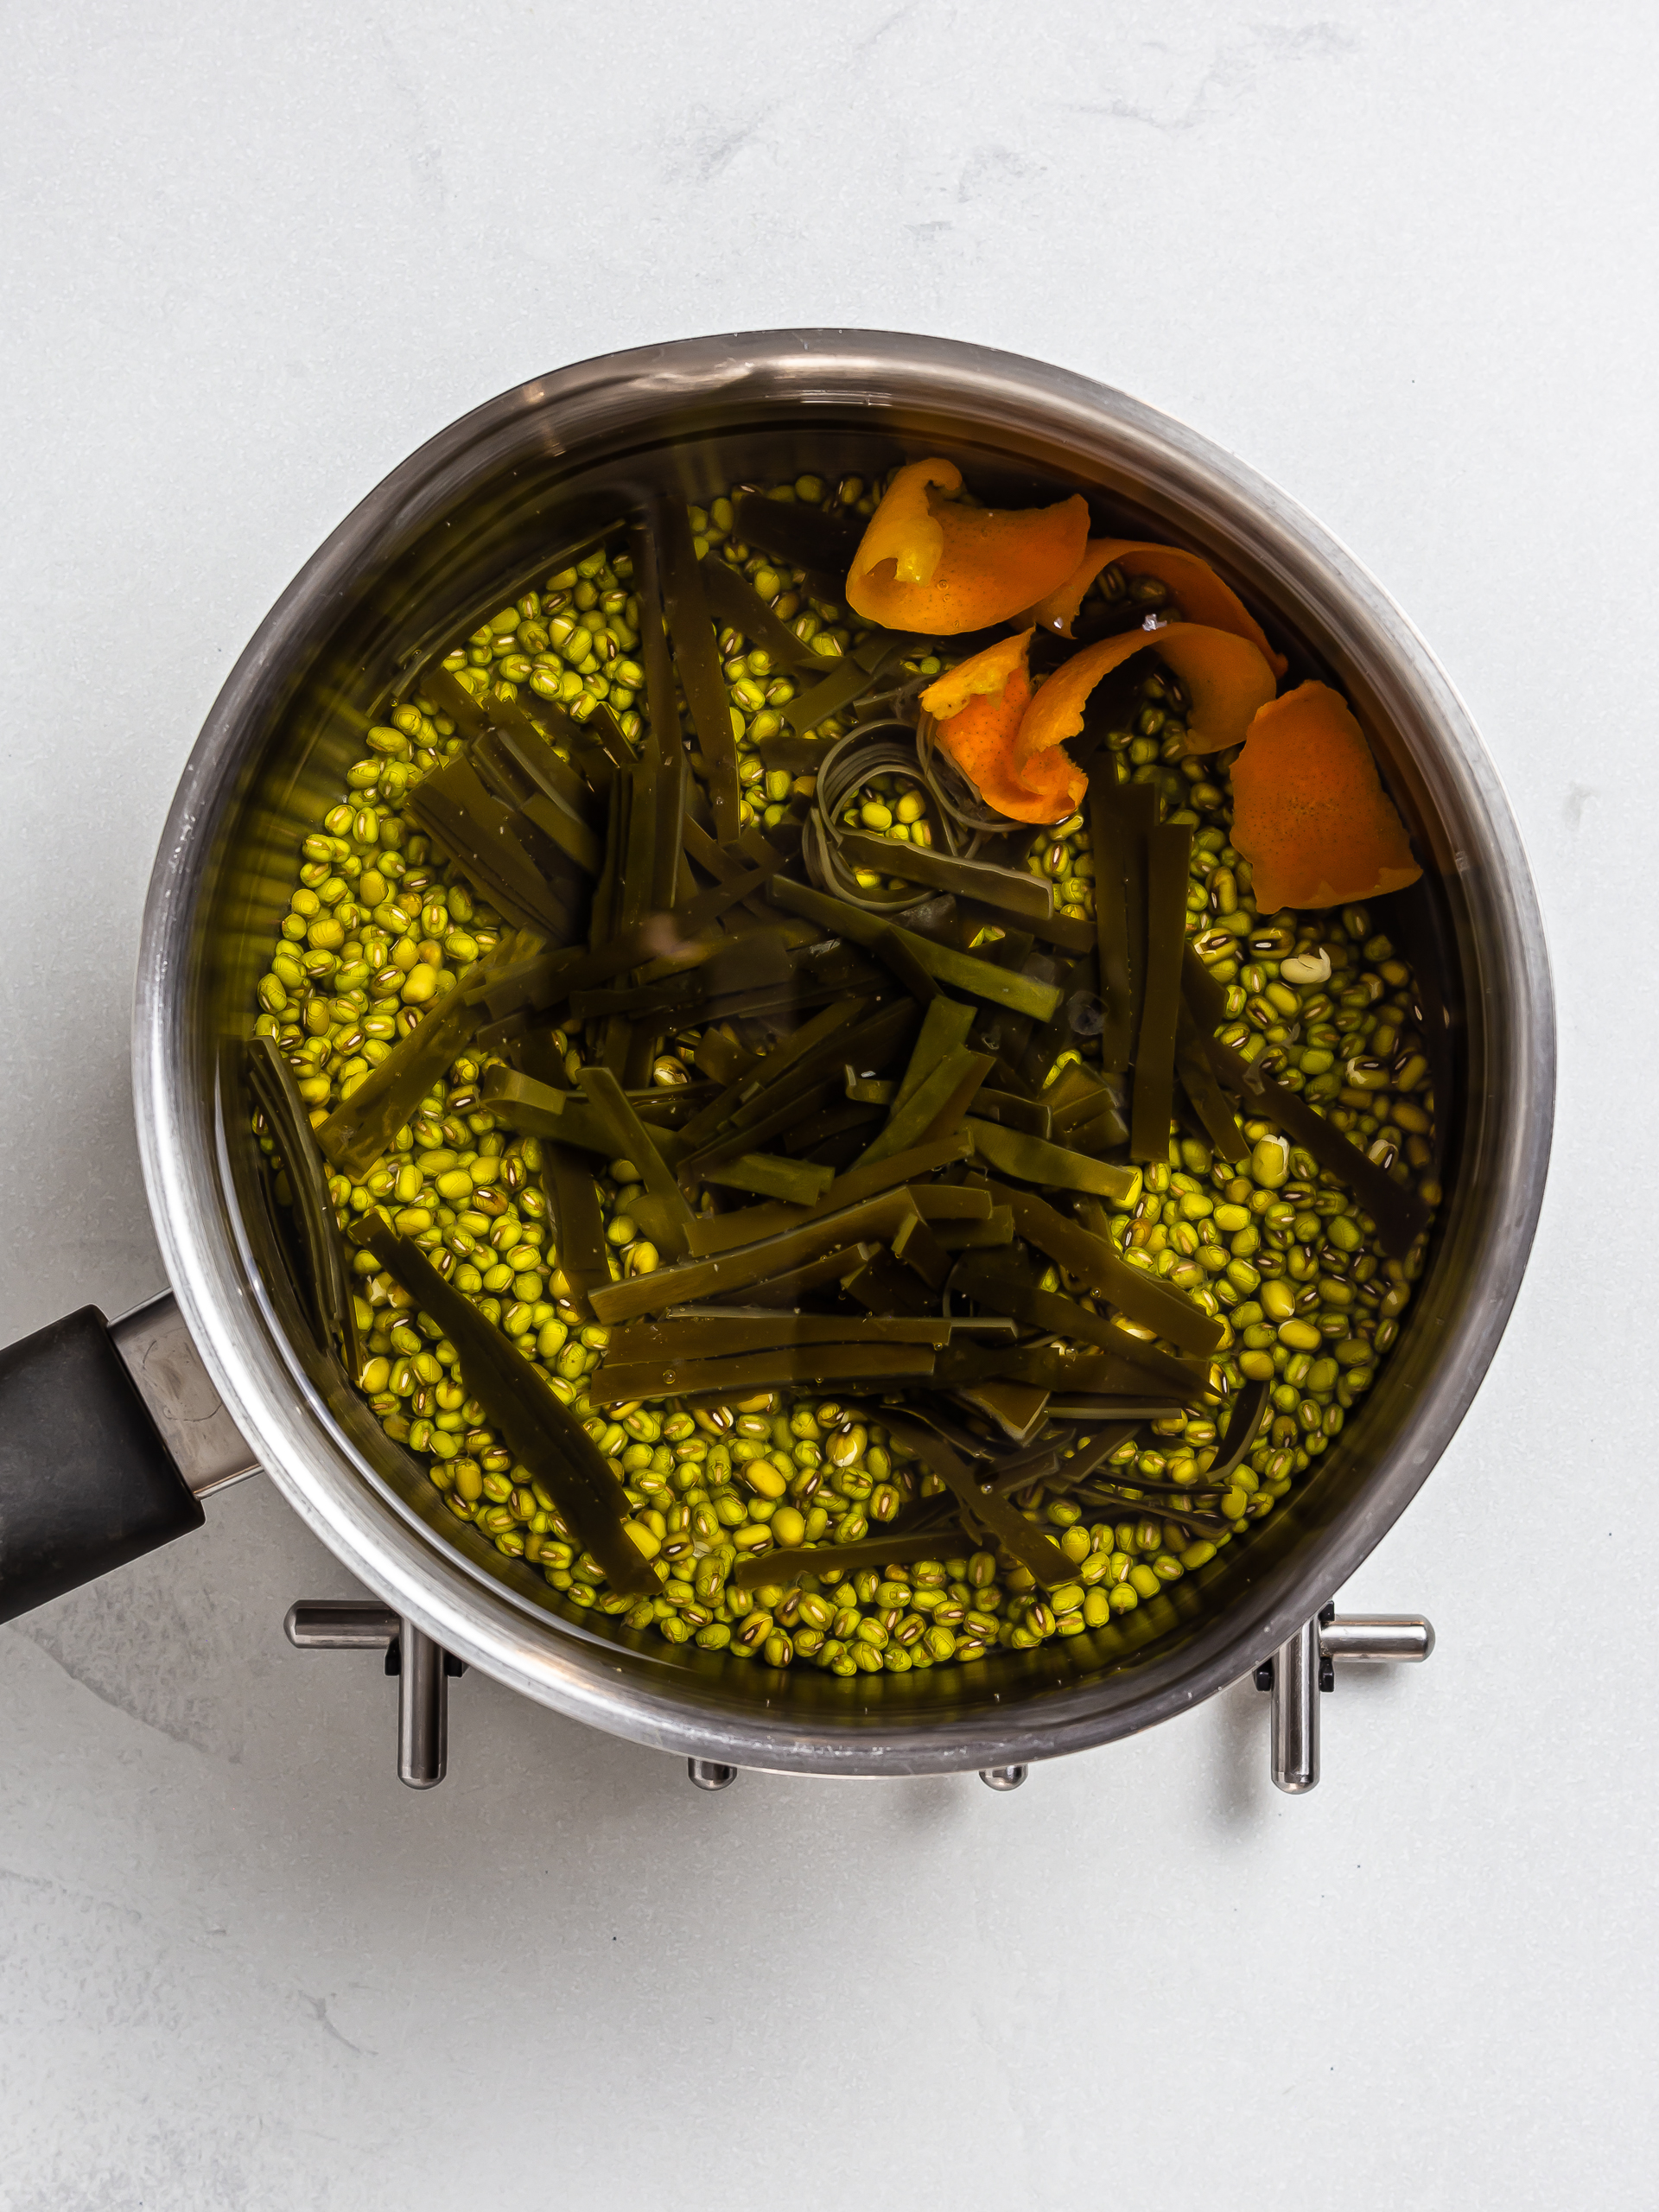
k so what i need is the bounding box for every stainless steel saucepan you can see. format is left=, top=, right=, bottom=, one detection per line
left=0, top=331, right=1554, bottom=1791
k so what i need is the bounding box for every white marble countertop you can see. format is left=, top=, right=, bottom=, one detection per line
left=3, top=3, right=1655, bottom=2205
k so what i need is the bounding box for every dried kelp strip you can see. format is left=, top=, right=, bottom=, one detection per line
left=574, top=1065, right=696, bottom=1260
left=837, top=831, right=1060, bottom=926
left=1088, top=774, right=1157, bottom=1074
left=248, top=1038, right=363, bottom=1377
left=1203, top=1034, right=1431, bottom=1254
left=405, top=755, right=576, bottom=939
left=769, top=878, right=1064, bottom=1021
left=933, top=1207, right=1016, bottom=1249
left=697, top=551, right=826, bottom=672
left=610, top=1313, right=950, bottom=1359
left=952, top=1381, right=1051, bottom=1445
left=676, top=993, right=874, bottom=1151
left=730, top=492, right=865, bottom=575
left=1210, top=1376, right=1271, bottom=1485
left=682, top=1130, right=976, bottom=1255
left=782, top=634, right=919, bottom=735
left=543, top=1142, right=611, bottom=1320
left=977, top=1179, right=1221, bottom=1357
left=716, top=1240, right=881, bottom=1306
left=653, top=495, right=741, bottom=841
left=1129, top=818, right=1192, bottom=1162
left=730, top=1523, right=972, bottom=1592
left=349, top=1214, right=656, bottom=1596
left=849, top=1045, right=995, bottom=1171
left=963, top=1117, right=1139, bottom=1202
left=317, top=969, right=486, bottom=1181
left=588, top=1340, right=935, bottom=1405
left=1175, top=1005, right=1249, bottom=1161
left=703, top=1153, right=836, bottom=1206
left=588, top=1186, right=927, bottom=1325
left=950, top=1250, right=1191, bottom=1365
left=833, top=1400, right=1076, bottom=1590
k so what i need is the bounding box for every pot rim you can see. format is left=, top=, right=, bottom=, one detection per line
left=133, top=329, right=1554, bottom=1775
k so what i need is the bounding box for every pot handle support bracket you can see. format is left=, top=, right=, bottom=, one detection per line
left=285, top=1600, right=465, bottom=1789
left=1255, top=1601, right=1435, bottom=1792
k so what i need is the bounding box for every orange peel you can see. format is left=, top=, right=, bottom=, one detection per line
left=847, top=459, right=1090, bottom=635
left=920, top=630, right=1081, bottom=825
left=1013, top=621, right=1278, bottom=798
left=1029, top=538, right=1287, bottom=675
left=1230, top=682, right=1421, bottom=912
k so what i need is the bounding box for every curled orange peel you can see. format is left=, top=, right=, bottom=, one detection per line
left=1230, top=682, right=1421, bottom=913
left=920, top=631, right=1081, bottom=826
left=847, top=459, right=1090, bottom=635
left=1029, top=538, right=1287, bottom=675
left=1012, top=621, right=1279, bottom=798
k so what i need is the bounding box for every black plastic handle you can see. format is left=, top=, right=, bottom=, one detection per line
left=0, top=1306, right=203, bottom=1625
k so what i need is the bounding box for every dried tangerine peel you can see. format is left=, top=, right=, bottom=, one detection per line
left=1030, top=538, right=1288, bottom=676
left=1014, top=621, right=1278, bottom=795
left=921, top=631, right=1079, bottom=825
left=848, top=459, right=1090, bottom=635
left=1230, top=682, right=1421, bottom=912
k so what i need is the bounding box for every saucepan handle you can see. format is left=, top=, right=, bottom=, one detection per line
left=0, top=1293, right=257, bottom=1625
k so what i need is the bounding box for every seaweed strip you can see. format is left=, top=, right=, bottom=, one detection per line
left=836, top=834, right=1059, bottom=926
left=957, top=893, right=1096, bottom=957
left=676, top=994, right=873, bottom=1150
left=769, top=878, right=1064, bottom=1021
left=697, top=551, right=825, bottom=672
left=950, top=1250, right=1186, bottom=1362
left=316, top=971, right=485, bottom=1181
left=1130, top=819, right=1192, bottom=1162
left=404, top=756, right=575, bottom=938
left=631, top=518, right=690, bottom=912
left=1203, top=1035, right=1432, bottom=1255
left=703, top=1153, right=836, bottom=1206
left=890, top=1209, right=952, bottom=1289
left=782, top=633, right=915, bottom=734
left=953, top=1382, right=1051, bottom=1445
left=870, top=924, right=940, bottom=1005
left=964, top=1118, right=1139, bottom=1202
left=975, top=1089, right=1052, bottom=1139
left=730, top=1524, right=969, bottom=1592
left=1175, top=1004, right=1249, bottom=1161
left=1089, top=775, right=1157, bottom=1073
left=849, top=1045, right=994, bottom=1172
left=933, top=1207, right=1016, bottom=1249
left=588, top=1341, right=934, bottom=1405
left=1210, top=1376, right=1270, bottom=1484
left=348, top=1216, right=655, bottom=1595
left=730, top=493, right=865, bottom=575
left=516, top=792, right=603, bottom=878
left=575, top=1065, right=696, bottom=1259
left=838, top=1251, right=944, bottom=1319
left=654, top=496, right=741, bottom=840
left=609, top=1313, right=949, bottom=1360
left=893, top=995, right=977, bottom=1109
left=682, top=1130, right=976, bottom=1255
left=832, top=1399, right=1076, bottom=1590
left=782, top=1101, right=884, bottom=1158
left=1182, top=944, right=1229, bottom=1033
left=717, top=1239, right=880, bottom=1307
left=480, top=1068, right=619, bottom=1152
left=588, top=1186, right=925, bottom=1325
left=543, top=1143, right=611, bottom=1319
left=247, top=1039, right=362, bottom=1377
left=980, top=1178, right=1221, bottom=1357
